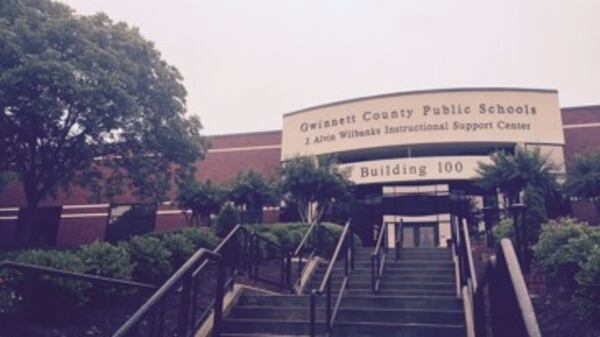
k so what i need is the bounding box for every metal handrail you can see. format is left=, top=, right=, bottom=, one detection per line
left=0, top=261, right=156, bottom=291
left=112, top=224, right=294, bottom=337
left=112, top=248, right=226, bottom=337
left=371, top=224, right=387, bottom=293
left=291, top=221, right=319, bottom=292
left=395, top=219, right=403, bottom=260
left=462, top=221, right=478, bottom=291
left=249, top=230, right=293, bottom=290
left=293, top=221, right=318, bottom=256
left=488, top=239, right=541, bottom=337
left=310, top=219, right=354, bottom=337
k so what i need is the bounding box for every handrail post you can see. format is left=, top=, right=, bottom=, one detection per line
left=350, top=229, right=355, bottom=271
left=310, top=290, right=317, bottom=337
left=213, top=259, right=225, bottom=337
left=177, top=270, right=193, bottom=336
left=326, top=279, right=332, bottom=330
left=371, top=254, right=376, bottom=293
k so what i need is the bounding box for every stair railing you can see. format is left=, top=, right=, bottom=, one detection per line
left=488, top=239, right=541, bottom=337
left=112, top=248, right=226, bottom=337
left=461, top=219, right=478, bottom=337
left=371, top=223, right=387, bottom=293
left=248, top=230, right=293, bottom=290
left=0, top=261, right=157, bottom=322
left=291, top=221, right=319, bottom=293
left=0, top=261, right=156, bottom=292
left=395, top=219, right=403, bottom=260
left=450, top=216, right=541, bottom=337
left=112, top=224, right=294, bottom=337
left=309, top=219, right=354, bottom=337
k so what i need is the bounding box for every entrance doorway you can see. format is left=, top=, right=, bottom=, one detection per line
left=401, top=223, right=439, bottom=248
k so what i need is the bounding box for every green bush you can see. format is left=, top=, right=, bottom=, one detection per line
left=493, top=217, right=515, bottom=242
left=1, top=249, right=92, bottom=320
left=160, top=232, right=195, bottom=268
left=80, top=241, right=133, bottom=280
left=247, top=222, right=362, bottom=258
left=214, top=204, right=240, bottom=238
left=533, top=218, right=597, bottom=287
left=574, top=246, right=600, bottom=320
left=177, top=227, right=220, bottom=250
left=250, top=222, right=308, bottom=250
left=127, top=236, right=172, bottom=284
left=0, top=285, right=18, bottom=315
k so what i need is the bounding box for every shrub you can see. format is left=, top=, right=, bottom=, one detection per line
left=127, top=236, right=172, bottom=284
left=254, top=231, right=281, bottom=259
left=0, top=250, right=91, bottom=321
left=79, top=241, right=136, bottom=300
left=0, top=285, right=18, bottom=315
left=493, top=217, right=515, bottom=242
left=574, top=247, right=600, bottom=321
left=214, top=204, right=240, bottom=238
left=161, top=232, right=195, bottom=268
left=247, top=222, right=362, bottom=258
left=79, top=241, right=133, bottom=280
left=250, top=222, right=308, bottom=250
left=178, top=227, right=219, bottom=250
left=533, top=218, right=597, bottom=288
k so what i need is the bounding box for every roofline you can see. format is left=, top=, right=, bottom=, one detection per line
left=284, top=87, right=559, bottom=117
left=561, top=105, right=600, bottom=111
left=205, top=129, right=282, bottom=138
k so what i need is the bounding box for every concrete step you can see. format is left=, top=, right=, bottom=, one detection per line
left=348, top=288, right=457, bottom=297
left=231, top=306, right=464, bottom=325
left=317, top=265, right=455, bottom=275
left=331, top=321, right=466, bottom=337
left=222, top=334, right=318, bottom=337
left=310, top=273, right=455, bottom=284
left=378, top=261, right=454, bottom=269
left=239, top=294, right=462, bottom=310
left=305, top=280, right=456, bottom=292
left=222, top=318, right=326, bottom=335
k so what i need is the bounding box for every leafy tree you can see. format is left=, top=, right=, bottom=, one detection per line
left=476, top=146, right=558, bottom=206
left=176, top=179, right=224, bottom=226
left=0, top=0, right=206, bottom=210
left=0, top=171, right=16, bottom=192
left=564, top=151, right=600, bottom=218
left=279, top=155, right=353, bottom=223
left=229, top=170, right=275, bottom=223
left=213, top=204, right=240, bottom=238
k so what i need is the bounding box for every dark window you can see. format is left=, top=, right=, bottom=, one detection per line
left=13, top=207, right=62, bottom=248
left=105, top=204, right=157, bottom=243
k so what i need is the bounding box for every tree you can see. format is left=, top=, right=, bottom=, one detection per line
left=278, top=155, right=353, bottom=223
left=476, top=146, right=558, bottom=206
left=564, top=151, right=600, bottom=217
left=0, top=0, right=206, bottom=209
left=229, top=170, right=275, bottom=212
left=176, top=179, right=224, bottom=226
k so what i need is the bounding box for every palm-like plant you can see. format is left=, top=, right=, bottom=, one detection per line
left=476, top=146, right=559, bottom=206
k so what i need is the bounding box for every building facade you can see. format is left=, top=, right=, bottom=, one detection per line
left=1, top=88, right=599, bottom=248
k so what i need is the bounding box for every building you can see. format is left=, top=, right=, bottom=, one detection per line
left=1, top=88, right=599, bottom=248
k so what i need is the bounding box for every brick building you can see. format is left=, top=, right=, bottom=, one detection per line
left=1, top=88, right=599, bottom=248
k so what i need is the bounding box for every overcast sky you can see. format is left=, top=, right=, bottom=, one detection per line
left=61, top=0, right=600, bottom=135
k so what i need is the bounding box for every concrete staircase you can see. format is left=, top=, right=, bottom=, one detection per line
left=221, top=247, right=465, bottom=337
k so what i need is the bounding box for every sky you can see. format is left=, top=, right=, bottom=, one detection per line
left=60, top=0, right=600, bottom=135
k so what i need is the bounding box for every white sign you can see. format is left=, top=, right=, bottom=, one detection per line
left=339, top=156, right=492, bottom=185
left=282, top=89, right=564, bottom=159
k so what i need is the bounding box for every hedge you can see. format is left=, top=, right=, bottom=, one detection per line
left=0, top=226, right=220, bottom=317
left=0, top=222, right=356, bottom=317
